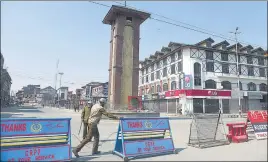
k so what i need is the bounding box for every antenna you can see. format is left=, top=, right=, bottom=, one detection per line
left=54, top=59, right=59, bottom=90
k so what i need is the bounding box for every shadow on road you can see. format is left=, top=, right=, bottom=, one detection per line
left=1, top=106, right=43, bottom=119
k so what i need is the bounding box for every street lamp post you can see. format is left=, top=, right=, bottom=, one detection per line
left=230, top=27, right=241, bottom=112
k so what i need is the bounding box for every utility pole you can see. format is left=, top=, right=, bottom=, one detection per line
left=230, top=27, right=241, bottom=112
left=58, top=72, right=64, bottom=107
left=54, top=59, right=59, bottom=91
left=124, top=1, right=126, bottom=7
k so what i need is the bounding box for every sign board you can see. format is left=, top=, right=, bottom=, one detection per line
left=183, top=75, right=193, bottom=89
left=247, top=111, right=268, bottom=140
left=1, top=118, right=72, bottom=161
left=113, top=118, right=175, bottom=161
left=247, top=92, right=263, bottom=100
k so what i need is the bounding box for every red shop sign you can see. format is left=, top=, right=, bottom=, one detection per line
left=165, top=89, right=231, bottom=98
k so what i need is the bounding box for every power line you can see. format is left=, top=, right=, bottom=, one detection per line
left=91, top=1, right=266, bottom=49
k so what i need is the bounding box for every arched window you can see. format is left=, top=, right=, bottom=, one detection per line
left=205, top=79, right=216, bottom=89
left=259, top=83, right=267, bottom=91
left=151, top=86, right=155, bottom=94
left=163, top=83, right=168, bottom=91
left=248, top=82, right=256, bottom=91
left=221, top=81, right=232, bottom=90
left=171, top=81, right=176, bottom=90
left=194, top=62, right=201, bottom=86
left=157, top=85, right=161, bottom=92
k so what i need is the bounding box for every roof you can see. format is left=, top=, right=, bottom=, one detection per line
left=195, top=37, right=215, bottom=46
left=103, top=5, right=151, bottom=25
left=251, top=47, right=264, bottom=53
left=226, top=43, right=243, bottom=50
left=240, top=45, right=254, bottom=51
left=212, top=40, right=230, bottom=48
left=168, top=42, right=183, bottom=47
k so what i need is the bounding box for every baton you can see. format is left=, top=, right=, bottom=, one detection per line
left=78, top=121, right=82, bottom=135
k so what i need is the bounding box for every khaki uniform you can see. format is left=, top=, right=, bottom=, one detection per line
left=81, top=106, right=92, bottom=139
left=75, top=103, right=118, bottom=154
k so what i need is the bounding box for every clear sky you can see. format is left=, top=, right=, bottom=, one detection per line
left=1, top=1, right=267, bottom=92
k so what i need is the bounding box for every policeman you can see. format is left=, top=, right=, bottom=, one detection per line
left=73, top=98, right=119, bottom=157
left=81, top=100, right=93, bottom=140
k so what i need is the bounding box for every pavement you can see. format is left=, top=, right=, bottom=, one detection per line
left=1, top=105, right=267, bottom=161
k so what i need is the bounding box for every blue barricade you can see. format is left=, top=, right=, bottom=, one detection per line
left=113, top=117, right=176, bottom=161
left=0, top=118, right=72, bottom=161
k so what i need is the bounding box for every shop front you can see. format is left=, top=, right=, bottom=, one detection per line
left=165, top=89, right=231, bottom=114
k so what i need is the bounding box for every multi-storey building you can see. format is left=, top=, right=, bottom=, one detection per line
left=80, top=82, right=102, bottom=104
left=139, top=38, right=267, bottom=114
left=21, top=85, right=40, bottom=103
left=1, top=53, right=12, bottom=107
left=40, top=86, right=56, bottom=105
left=91, top=82, right=108, bottom=103
left=57, top=87, right=68, bottom=106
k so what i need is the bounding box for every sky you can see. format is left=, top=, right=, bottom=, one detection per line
left=1, top=1, right=267, bottom=92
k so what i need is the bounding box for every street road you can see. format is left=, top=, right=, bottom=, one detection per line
left=1, top=105, right=267, bottom=161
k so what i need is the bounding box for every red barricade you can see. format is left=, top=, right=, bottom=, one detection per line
left=226, top=122, right=248, bottom=143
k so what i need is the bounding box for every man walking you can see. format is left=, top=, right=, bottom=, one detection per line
left=73, top=98, right=119, bottom=157
left=81, top=101, right=93, bottom=140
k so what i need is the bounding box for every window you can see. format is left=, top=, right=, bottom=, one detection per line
left=248, top=82, right=256, bottom=91
left=221, top=81, right=232, bottom=90
left=177, top=52, right=182, bottom=60
left=221, top=53, right=228, bottom=61
left=156, top=62, right=160, bottom=69
left=171, top=54, right=175, bottom=63
left=156, top=70, right=160, bottom=79
left=151, top=86, right=155, bottom=94
left=247, top=56, right=253, bottom=64
left=163, top=83, right=168, bottom=91
left=206, top=51, right=214, bottom=60
left=163, top=58, right=167, bottom=66
left=151, top=73, right=154, bottom=81
left=60, top=93, right=64, bottom=99
left=146, top=75, right=149, bottom=82
left=259, top=83, right=267, bottom=92
left=222, top=63, right=229, bottom=74
left=248, top=66, right=254, bottom=76
left=258, top=57, right=264, bottom=65
left=142, top=77, right=144, bottom=84
left=259, top=68, right=265, bottom=77
left=206, top=62, right=214, bottom=72
left=194, top=62, right=201, bottom=86
left=157, top=85, right=161, bottom=92
left=177, top=62, right=182, bottom=72
left=163, top=67, right=167, bottom=77
left=171, top=81, right=176, bottom=90
left=142, top=70, right=144, bottom=76
left=171, top=64, right=176, bottom=74
left=151, top=65, right=154, bottom=72
left=205, top=79, right=216, bottom=89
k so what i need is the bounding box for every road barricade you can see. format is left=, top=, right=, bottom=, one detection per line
left=247, top=110, right=268, bottom=140
left=0, top=118, right=72, bottom=161
left=113, top=117, right=176, bottom=161
left=226, top=122, right=248, bottom=143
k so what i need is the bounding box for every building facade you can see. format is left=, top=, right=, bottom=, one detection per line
left=22, top=85, right=40, bottom=103
left=138, top=38, right=267, bottom=114
left=57, top=87, right=68, bottom=106
left=1, top=53, right=12, bottom=107
left=91, top=82, right=108, bottom=103
left=80, top=82, right=103, bottom=104
left=40, top=86, right=56, bottom=105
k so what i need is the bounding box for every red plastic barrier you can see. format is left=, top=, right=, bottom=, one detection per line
left=226, top=122, right=248, bottom=143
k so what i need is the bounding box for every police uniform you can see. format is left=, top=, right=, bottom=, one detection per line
left=81, top=104, right=92, bottom=139
left=73, top=100, right=118, bottom=156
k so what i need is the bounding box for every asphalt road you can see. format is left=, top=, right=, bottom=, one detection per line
left=1, top=105, right=267, bottom=161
